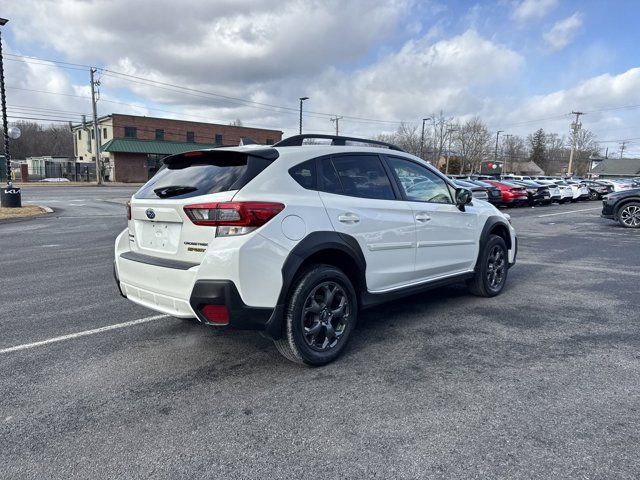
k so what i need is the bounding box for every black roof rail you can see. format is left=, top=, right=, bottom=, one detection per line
left=273, top=134, right=406, bottom=152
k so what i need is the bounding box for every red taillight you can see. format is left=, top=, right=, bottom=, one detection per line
left=183, top=201, right=284, bottom=227
left=201, top=305, right=229, bottom=325
left=126, top=201, right=131, bottom=220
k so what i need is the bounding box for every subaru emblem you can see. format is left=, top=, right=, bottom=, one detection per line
left=146, top=208, right=156, bottom=220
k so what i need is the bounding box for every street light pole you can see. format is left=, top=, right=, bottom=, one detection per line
left=420, top=117, right=431, bottom=159
left=445, top=125, right=457, bottom=175
left=0, top=17, right=22, bottom=208
left=299, top=96, right=309, bottom=135
left=494, top=130, right=503, bottom=175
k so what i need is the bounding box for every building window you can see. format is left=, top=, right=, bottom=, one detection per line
left=215, top=134, right=223, bottom=145
left=91, top=129, right=95, bottom=139
left=124, top=126, right=137, bottom=138
left=266, top=138, right=274, bottom=145
left=77, top=130, right=82, bottom=140
left=155, top=129, right=164, bottom=141
left=103, top=128, right=108, bottom=140
left=186, top=131, right=195, bottom=142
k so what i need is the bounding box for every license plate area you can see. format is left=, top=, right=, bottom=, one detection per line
left=136, top=220, right=182, bottom=253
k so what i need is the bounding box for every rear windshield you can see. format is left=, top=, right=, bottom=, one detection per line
left=135, top=151, right=273, bottom=200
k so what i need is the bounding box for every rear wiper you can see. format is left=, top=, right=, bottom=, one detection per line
left=154, top=185, right=198, bottom=198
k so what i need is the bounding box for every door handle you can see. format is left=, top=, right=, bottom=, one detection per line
left=415, top=213, right=431, bottom=223
left=338, top=213, right=360, bottom=224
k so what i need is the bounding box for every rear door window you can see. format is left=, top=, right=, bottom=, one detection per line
left=135, top=151, right=273, bottom=199
left=325, top=154, right=395, bottom=200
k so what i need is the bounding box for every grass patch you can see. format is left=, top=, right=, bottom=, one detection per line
left=0, top=206, right=47, bottom=220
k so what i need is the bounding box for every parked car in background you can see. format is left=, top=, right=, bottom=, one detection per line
left=554, top=180, right=582, bottom=202
left=452, top=179, right=489, bottom=201
left=581, top=180, right=613, bottom=200
left=483, top=180, right=528, bottom=207
left=538, top=180, right=572, bottom=203
left=510, top=180, right=552, bottom=206
left=597, top=179, right=635, bottom=192
left=467, top=179, right=502, bottom=205
left=602, top=187, right=640, bottom=228
left=502, top=175, right=532, bottom=181
left=565, top=180, right=590, bottom=200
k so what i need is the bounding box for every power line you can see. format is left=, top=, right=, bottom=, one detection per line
left=6, top=53, right=406, bottom=125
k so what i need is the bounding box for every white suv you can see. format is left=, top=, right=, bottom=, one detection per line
left=114, top=135, right=517, bottom=365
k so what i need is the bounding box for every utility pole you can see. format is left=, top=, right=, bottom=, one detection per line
left=432, top=117, right=438, bottom=165
left=619, top=141, right=628, bottom=159
left=503, top=134, right=513, bottom=174
left=330, top=115, right=343, bottom=135
left=494, top=130, right=503, bottom=175
left=298, top=96, right=309, bottom=135
left=445, top=125, right=457, bottom=175
left=420, top=117, right=431, bottom=159
left=90, top=67, right=102, bottom=184
left=567, top=111, right=583, bottom=177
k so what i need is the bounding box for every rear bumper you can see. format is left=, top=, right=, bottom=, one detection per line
left=114, top=254, right=282, bottom=334
left=113, top=229, right=287, bottom=337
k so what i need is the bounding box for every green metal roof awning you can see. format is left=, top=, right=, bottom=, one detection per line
left=101, top=138, right=219, bottom=155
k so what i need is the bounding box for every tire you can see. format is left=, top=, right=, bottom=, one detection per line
left=589, top=190, right=599, bottom=200
left=274, top=264, right=358, bottom=366
left=617, top=202, right=640, bottom=228
left=466, top=234, right=509, bottom=297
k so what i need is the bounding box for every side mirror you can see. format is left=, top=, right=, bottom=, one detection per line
left=455, top=188, right=473, bottom=211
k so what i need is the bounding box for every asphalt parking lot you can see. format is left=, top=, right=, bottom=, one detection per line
left=1, top=186, right=639, bottom=479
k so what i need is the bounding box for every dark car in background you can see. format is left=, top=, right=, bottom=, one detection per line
left=469, top=179, right=502, bottom=205
left=602, top=188, right=640, bottom=228
left=582, top=180, right=614, bottom=200
left=511, top=180, right=552, bottom=206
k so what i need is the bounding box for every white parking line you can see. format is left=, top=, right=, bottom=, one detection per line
left=537, top=207, right=601, bottom=218
left=0, top=314, right=169, bottom=354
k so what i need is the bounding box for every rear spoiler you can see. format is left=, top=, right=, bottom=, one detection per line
left=163, top=147, right=279, bottom=167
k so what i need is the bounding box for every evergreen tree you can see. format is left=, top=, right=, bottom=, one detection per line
left=529, top=128, right=547, bottom=172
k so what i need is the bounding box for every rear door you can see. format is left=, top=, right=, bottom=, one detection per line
left=384, top=155, right=478, bottom=281
left=317, top=153, right=416, bottom=292
left=129, top=149, right=274, bottom=264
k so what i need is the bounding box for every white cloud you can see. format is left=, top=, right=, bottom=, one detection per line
left=2, top=0, right=639, bottom=147
left=481, top=67, right=640, bottom=139
left=543, top=13, right=583, bottom=51
left=512, top=0, right=558, bottom=22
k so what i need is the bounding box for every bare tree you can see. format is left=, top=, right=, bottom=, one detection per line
left=454, top=117, right=492, bottom=173
left=431, top=111, right=453, bottom=166
left=3, top=121, right=74, bottom=159
left=573, top=129, right=600, bottom=175
left=377, top=122, right=424, bottom=157
left=502, top=135, right=527, bottom=173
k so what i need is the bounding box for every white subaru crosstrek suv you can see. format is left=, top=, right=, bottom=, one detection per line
left=114, top=134, right=517, bottom=365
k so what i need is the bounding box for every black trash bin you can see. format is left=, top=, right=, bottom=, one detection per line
left=0, top=185, right=21, bottom=208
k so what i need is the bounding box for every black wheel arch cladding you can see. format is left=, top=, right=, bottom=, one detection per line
left=263, top=231, right=367, bottom=340
left=476, top=216, right=512, bottom=271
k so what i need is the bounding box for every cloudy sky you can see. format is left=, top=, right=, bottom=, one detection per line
left=2, top=0, right=640, bottom=155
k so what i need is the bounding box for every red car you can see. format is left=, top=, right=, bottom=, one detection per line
left=484, top=180, right=528, bottom=207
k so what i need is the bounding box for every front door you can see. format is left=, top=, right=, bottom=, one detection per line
left=384, top=156, right=478, bottom=281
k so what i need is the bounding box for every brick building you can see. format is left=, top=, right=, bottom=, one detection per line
left=72, top=114, right=282, bottom=182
